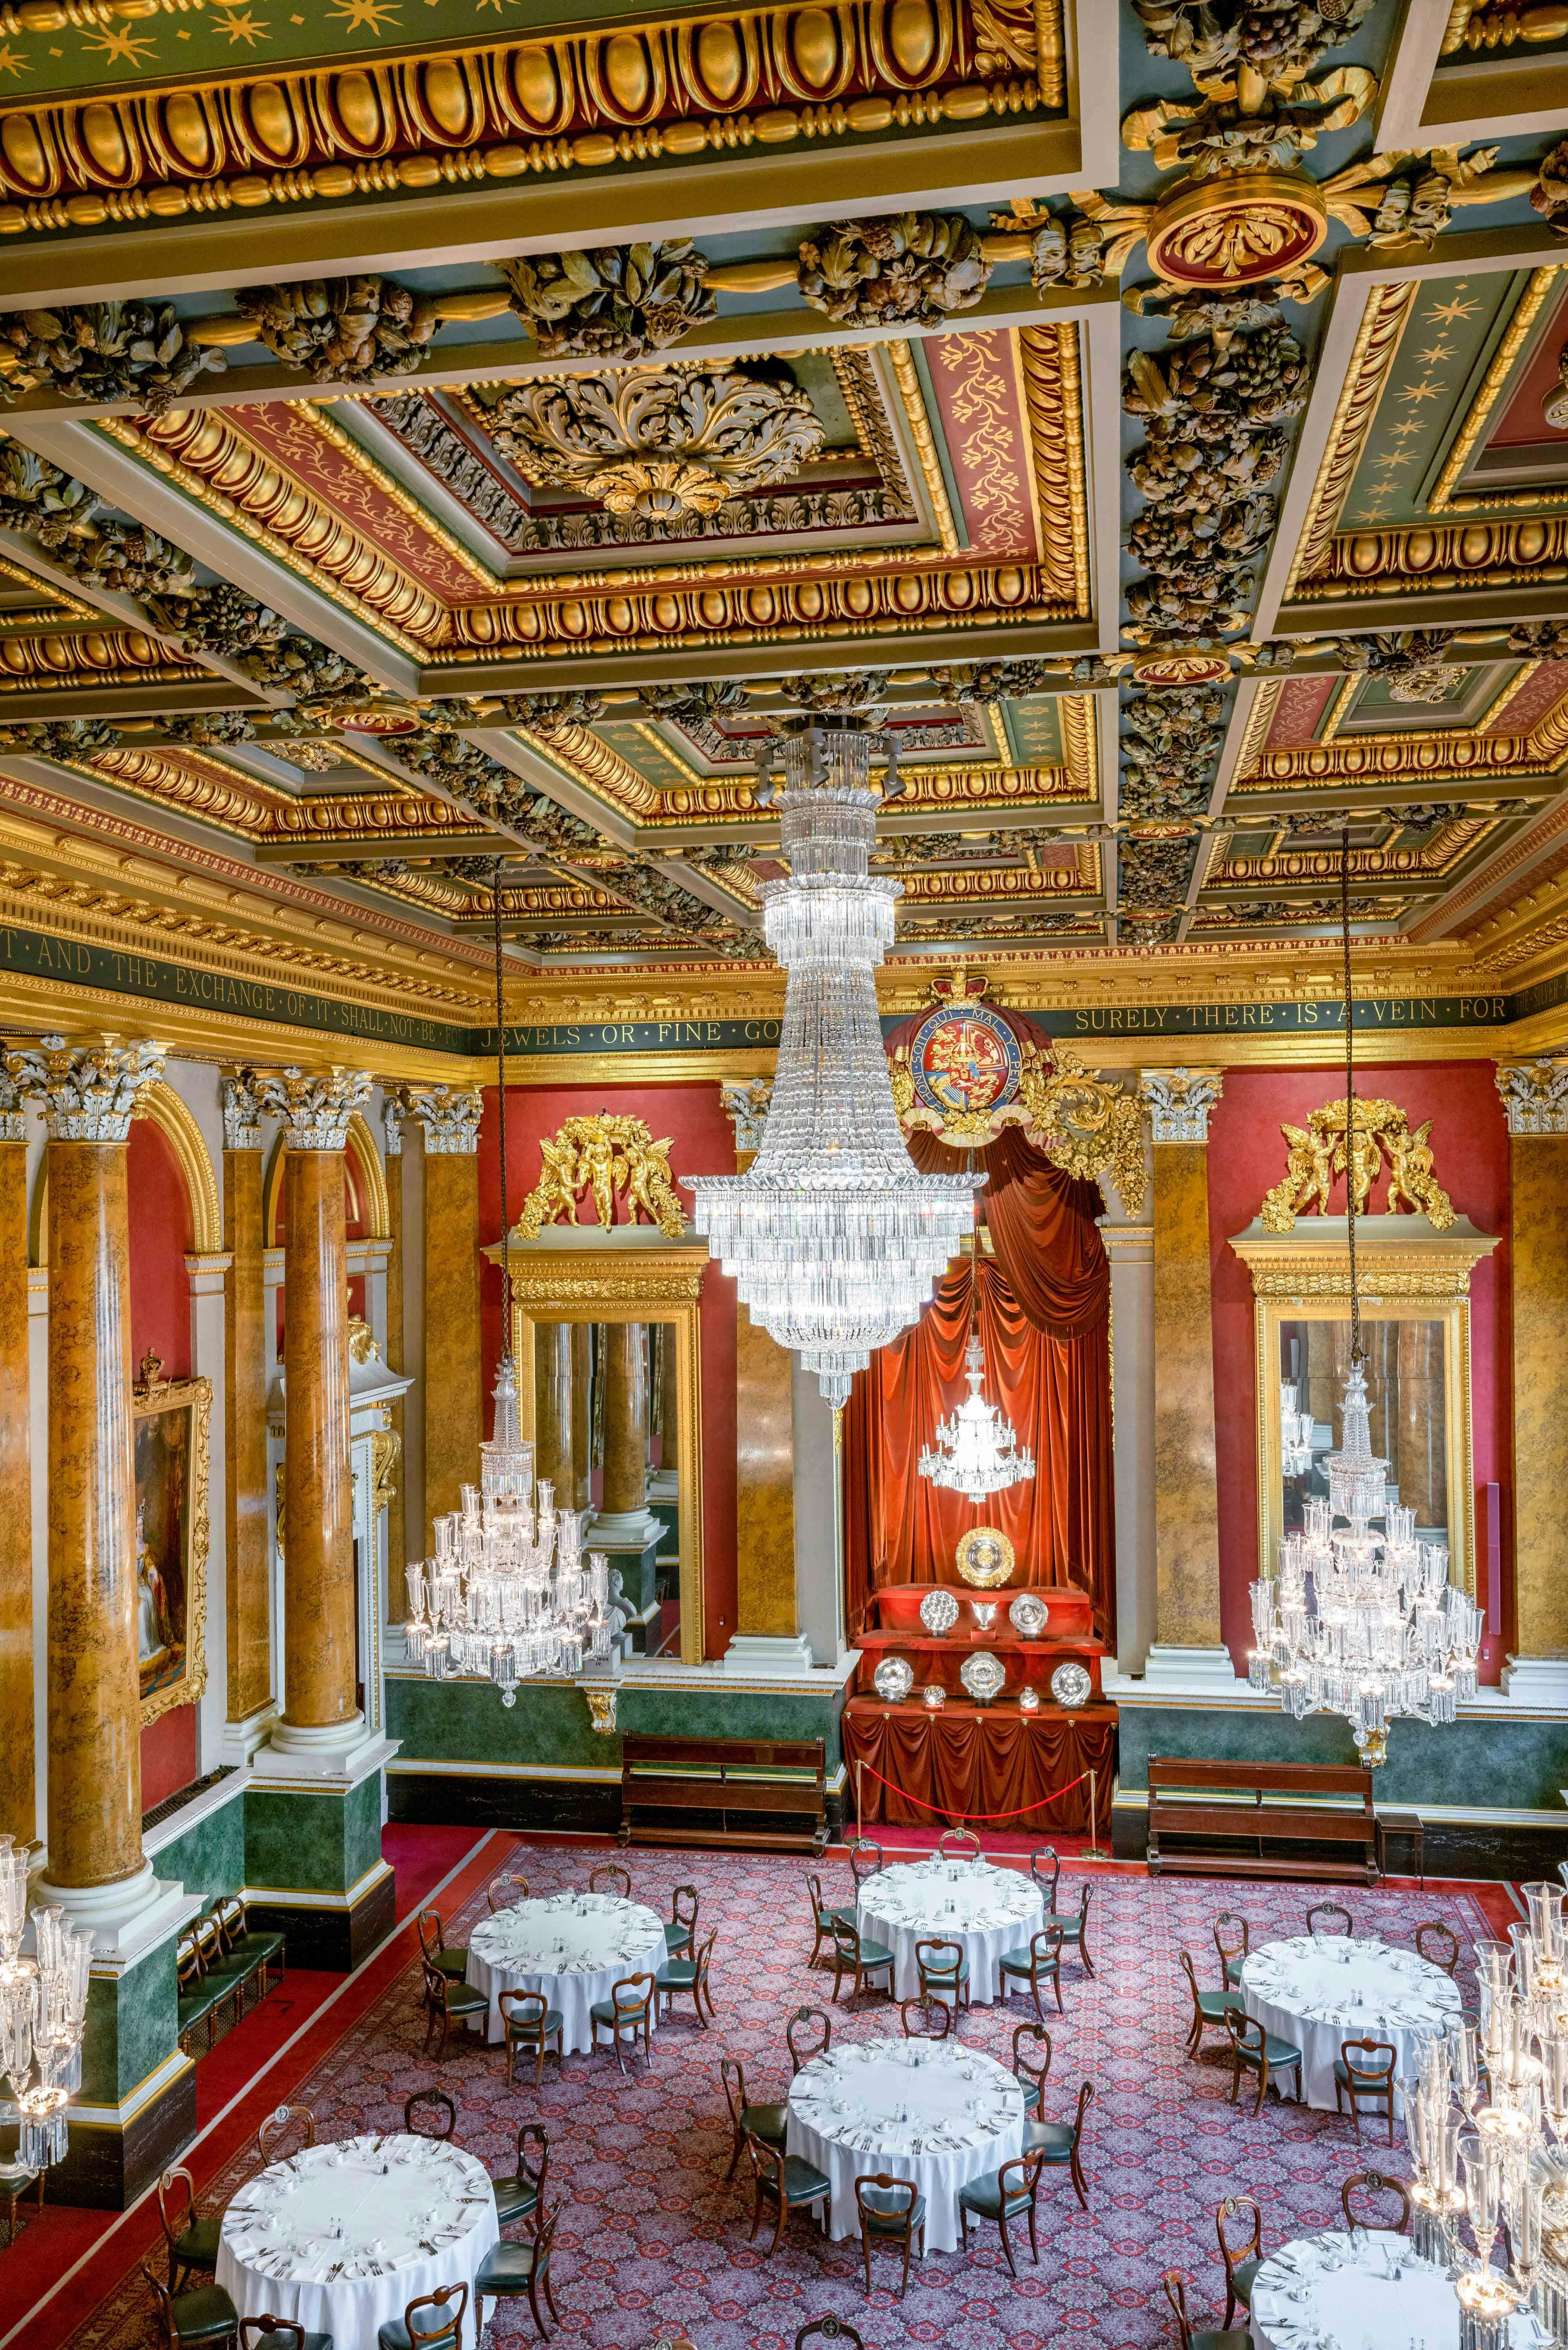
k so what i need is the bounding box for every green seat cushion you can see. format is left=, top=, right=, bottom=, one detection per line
left=504, top=2005, right=563, bottom=2041
left=767, top=2156, right=831, bottom=2204
left=957, top=2172, right=1032, bottom=2220
left=477, top=2241, right=549, bottom=2291
left=1046, top=1915, right=1084, bottom=1940
left=169, top=2285, right=240, bottom=2344
left=1195, top=1991, right=1241, bottom=2019
left=1224, top=1958, right=1245, bottom=1986
left=1191, top=2334, right=1252, bottom=2350
left=665, top=1922, right=693, bottom=1951
left=843, top=1939, right=893, bottom=1969
left=172, top=2214, right=224, bottom=2268
left=742, top=2101, right=788, bottom=2144
left=1242, top=2035, right=1302, bottom=2068
left=491, top=2176, right=540, bottom=2226
left=377, top=2321, right=459, bottom=2350
left=817, top=1905, right=856, bottom=1930
left=1022, top=2120, right=1076, bottom=2160
left=247, top=2333, right=332, bottom=2350
left=1332, top=2057, right=1393, bottom=2090
left=918, top=1957, right=970, bottom=1985
left=439, top=1985, right=490, bottom=2017
left=1228, top=2256, right=1261, bottom=2305
left=999, top=1946, right=1059, bottom=1976
left=589, top=1997, right=649, bottom=2026
left=656, top=1960, right=699, bottom=1989
left=860, top=2187, right=926, bottom=2234
left=233, top=1929, right=285, bottom=1965
left=433, top=1948, right=468, bottom=1978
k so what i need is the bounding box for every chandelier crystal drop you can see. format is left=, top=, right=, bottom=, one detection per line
left=1280, top=1378, right=1313, bottom=1478
left=685, top=718, right=983, bottom=1406
left=0, top=1839, right=91, bottom=2171
left=918, top=1329, right=1036, bottom=1500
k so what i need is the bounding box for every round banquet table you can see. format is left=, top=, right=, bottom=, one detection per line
left=856, top=1858, right=1044, bottom=2005
left=465, top=1891, right=668, bottom=2054
left=1249, top=2227, right=1545, bottom=2350
left=786, top=2034, right=1026, bottom=2256
left=215, top=2133, right=499, bottom=2350
left=1239, top=1936, right=1463, bottom=2116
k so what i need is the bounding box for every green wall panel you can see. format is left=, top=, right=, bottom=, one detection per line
left=385, top=1674, right=847, bottom=1775
left=245, top=1772, right=385, bottom=1895
left=81, top=1932, right=179, bottom=2106
left=152, top=1791, right=246, bottom=1905
left=1116, top=1703, right=1568, bottom=1811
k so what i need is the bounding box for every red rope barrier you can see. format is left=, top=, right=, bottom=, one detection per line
left=851, top=1761, right=1094, bottom=1823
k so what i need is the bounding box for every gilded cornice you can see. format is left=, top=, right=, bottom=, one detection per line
left=1296, top=515, right=1568, bottom=601
left=1236, top=709, right=1568, bottom=792
left=883, top=341, right=961, bottom=559
left=1018, top=323, right=1090, bottom=618
left=88, top=744, right=290, bottom=838
left=522, top=723, right=661, bottom=819
left=1285, top=284, right=1416, bottom=597
left=0, top=627, right=209, bottom=691
left=0, top=2, right=1062, bottom=235
left=1215, top=824, right=1496, bottom=888
left=1429, top=266, right=1563, bottom=514
left=900, top=855, right=1097, bottom=900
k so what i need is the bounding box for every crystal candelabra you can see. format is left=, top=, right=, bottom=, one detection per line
left=404, top=1358, right=613, bottom=1703
left=1281, top=1379, right=1313, bottom=1479
left=918, top=1332, right=1035, bottom=1500
left=1402, top=1876, right=1568, bottom=2348
left=685, top=717, right=982, bottom=1406
left=0, top=1837, right=92, bottom=2170
left=1248, top=1360, right=1482, bottom=1765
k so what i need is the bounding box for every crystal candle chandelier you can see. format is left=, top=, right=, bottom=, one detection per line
left=1402, top=1875, right=1568, bottom=2348
left=402, top=875, right=612, bottom=1702
left=1246, top=828, right=1480, bottom=1766
left=686, top=716, right=982, bottom=1406
left=1280, top=1379, right=1313, bottom=1478
left=0, top=1838, right=92, bottom=2170
left=919, top=1252, right=1035, bottom=1501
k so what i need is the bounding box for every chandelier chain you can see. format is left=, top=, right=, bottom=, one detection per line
left=492, top=862, right=511, bottom=1349
left=1340, top=821, right=1361, bottom=1367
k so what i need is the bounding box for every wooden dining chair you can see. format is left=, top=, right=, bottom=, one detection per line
left=744, top=2130, right=832, bottom=2257
left=589, top=1862, right=632, bottom=1900
left=487, top=1871, right=528, bottom=1914
left=826, top=1916, right=894, bottom=2005
left=1342, top=2170, right=1411, bottom=2235
left=499, top=1989, right=565, bottom=2088
left=720, top=2055, right=786, bottom=2181
left=143, top=2266, right=240, bottom=2350
left=1049, top=1878, right=1096, bottom=1978
left=1179, top=1950, right=1242, bottom=2056
left=474, top=2202, right=560, bottom=2342
left=1216, top=2193, right=1264, bottom=2329
left=787, top=2004, right=833, bottom=2073
left=937, top=1828, right=981, bottom=1862
left=239, top=2314, right=332, bottom=2350
left=1414, top=1919, right=1460, bottom=1975
left=156, top=2167, right=222, bottom=2294
left=588, top=1970, right=655, bottom=2073
left=899, top=1995, right=950, bottom=2040
left=655, top=1925, right=717, bottom=2027
left=417, top=1907, right=468, bottom=1981
left=1306, top=1900, right=1353, bottom=1938
left=805, top=1873, right=856, bottom=1967
left=1224, top=2010, right=1302, bottom=2116
left=376, top=2280, right=468, bottom=2350
left=914, top=1935, right=971, bottom=2014
left=844, top=1836, right=884, bottom=1890
left=1334, top=2037, right=1398, bottom=2143
left=1213, top=1911, right=1250, bottom=1989
left=665, top=1884, right=699, bottom=1958
left=794, top=2322, right=863, bottom=2350
left=1028, top=1846, right=1060, bottom=1909
left=420, top=1960, right=489, bottom=2060
left=956, top=2148, right=1046, bottom=2277
left=1012, top=2021, right=1051, bottom=2118
left=998, top=1923, right=1065, bottom=2019
left=1025, top=2078, right=1094, bottom=2210
left=404, top=2088, right=458, bottom=2141
left=491, top=2121, right=549, bottom=2232
left=1161, top=2270, right=1250, bottom=2350
left=253, top=2106, right=314, bottom=2171
left=854, top=2172, right=925, bottom=2299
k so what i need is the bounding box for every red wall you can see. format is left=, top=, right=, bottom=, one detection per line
left=126, top=1116, right=200, bottom=1806
left=479, top=1082, right=739, bottom=1658
left=1206, top=1062, right=1512, bottom=1677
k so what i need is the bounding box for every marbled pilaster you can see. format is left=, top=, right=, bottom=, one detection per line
left=221, top=1076, right=270, bottom=1734
left=533, top=1321, right=574, bottom=1504
left=382, top=1093, right=408, bottom=1619
left=723, top=1078, right=802, bottom=1648
left=1498, top=1060, right=1568, bottom=1676
left=0, top=1073, right=31, bottom=1842
left=403, top=1086, right=482, bottom=1544
left=571, top=1323, right=592, bottom=1513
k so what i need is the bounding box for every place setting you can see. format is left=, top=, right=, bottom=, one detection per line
left=856, top=1860, right=1044, bottom=2006
left=1240, top=1932, right=1465, bottom=2114
left=466, top=1887, right=670, bottom=2053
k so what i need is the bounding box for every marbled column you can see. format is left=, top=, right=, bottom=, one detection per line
left=533, top=1324, right=573, bottom=1504
left=382, top=1095, right=408, bottom=1620
left=600, top=1321, right=648, bottom=1526
left=247, top=1066, right=369, bottom=1744
left=722, top=1079, right=802, bottom=1642
left=402, top=1086, right=482, bottom=1547
left=0, top=1073, right=31, bottom=1844
left=221, top=1076, right=271, bottom=1730
left=1496, top=1060, right=1568, bottom=1663
left=571, top=1323, right=592, bottom=1512
left=7, top=1034, right=165, bottom=1905
left=1137, top=1069, right=1237, bottom=1684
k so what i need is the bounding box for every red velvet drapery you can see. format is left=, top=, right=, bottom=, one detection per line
left=843, top=1130, right=1115, bottom=1641
left=842, top=1701, right=1116, bottom=1833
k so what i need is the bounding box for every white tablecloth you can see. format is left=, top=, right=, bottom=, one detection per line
left=856, top=1860, right=1044, bottom=2005
left=1240, top=1936, right=1463, bottom=2115
left=787, top=2035, right=1026, bottom=2255
left=216, top=2133, right=499, bottom=2350
left=465, top=1892, right=668, bottom=2054
left=1250, top=2227, right=1543, bottom=2350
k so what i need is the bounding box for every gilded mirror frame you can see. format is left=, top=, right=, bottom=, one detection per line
left=1230, top=1217, right=1500, bottom=1599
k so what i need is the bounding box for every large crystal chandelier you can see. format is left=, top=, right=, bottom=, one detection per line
left=1402, top=1875, right=1568, bottom=2347
left=402, top=873, right=612, bottom=1703
left=918, top=1249, right=1035, bottom=1500
left=686, top=714, right=983, bottom=1406
left=0, top=1838, right=91, bottom=2170
left=1247, top=826, right=1480, bottom=1765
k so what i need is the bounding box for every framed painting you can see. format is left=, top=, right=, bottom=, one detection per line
left=133, top=1350, right=212, bottom=1727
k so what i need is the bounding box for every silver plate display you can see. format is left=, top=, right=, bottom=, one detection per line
left=873, top=1654, right=915, bottom=1703
left=919, top=1587, right=961, bottom=1635
left=1008, top=1592, right=1049, bottom=1638
left=959, top=1650, right=1006, bottom=1705
left=1050, top=1661, right=1092, bottom=1709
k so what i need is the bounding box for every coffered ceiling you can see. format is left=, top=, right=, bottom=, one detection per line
left=2, top=0, right=1568, bottom=1034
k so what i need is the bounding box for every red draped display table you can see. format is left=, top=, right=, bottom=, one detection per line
left=843, top=1699, right=1116, bottom=1834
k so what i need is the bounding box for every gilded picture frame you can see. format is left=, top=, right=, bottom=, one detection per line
left=134, top=1356, right=212, bottom=1728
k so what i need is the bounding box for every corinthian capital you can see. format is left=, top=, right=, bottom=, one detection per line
left=5, top=1032, right=165, bottom=1142
left=1496, top=1057, right=1568, bottom=1137
left=1138, top=1066, right=1224, bottom=1146
left=0, top=1069, right=23, bottom=1144
left=244, top=1064, right=371, bottom=1152
left=382, top=1094, right=405, bottom=1159
left=220, top=1072, right=264, bottom=1152
left=400, top=1084, right=484, bottom=1155
left=719, top=1077, right=773, bottom=1157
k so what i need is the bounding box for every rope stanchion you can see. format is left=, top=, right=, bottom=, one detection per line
left=851, top=1759, right=1095, bottom=1825
left=1082, top=1766, right=1109, bottom=1862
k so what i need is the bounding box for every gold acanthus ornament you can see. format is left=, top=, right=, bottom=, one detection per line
left=516, top=1112, right=686, bottom=1240
left=1260, top=1097, right=1456, bottom=1235
left=492, top=364, right=824, bottom=521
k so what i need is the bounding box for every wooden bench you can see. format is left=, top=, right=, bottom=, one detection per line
left=619, top=1735, right=827, bottom=1854
left=1146, top=1756, right=1378, bottom=1884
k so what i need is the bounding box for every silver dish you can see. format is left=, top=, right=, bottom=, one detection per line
left=1008, top=1591, right=1049, bottom=1638
left=960, top=1650, right=1006, bottom=1705
left=873, top=1654, right=915, bottom=1704
left=919, top=1587, right=961, bottom=1636
left=1050, top=1661, right=1092, bottom=1709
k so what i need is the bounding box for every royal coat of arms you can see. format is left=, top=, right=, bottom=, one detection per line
left=907, top=997, right=1022, bottom=1121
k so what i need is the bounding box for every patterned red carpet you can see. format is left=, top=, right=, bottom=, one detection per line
left=45, top=1842, right=1501, bottom=2350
